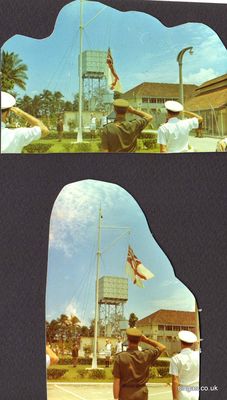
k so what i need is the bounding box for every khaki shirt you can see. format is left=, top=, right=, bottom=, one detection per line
left=101, top=118, right=148, bottom=152
left=112, top=347, right=161, bottom=387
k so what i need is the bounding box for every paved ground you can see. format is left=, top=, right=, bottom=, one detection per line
left=47, top=383, right=172, bottom=400
left=189, top=136, right=219, bottom=152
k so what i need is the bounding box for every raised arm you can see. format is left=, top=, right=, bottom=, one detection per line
left=10, top=107, right=49, bottom=137
left=127, top=106, right=153, bottom=123
left=182, top=110, right=203, bottom=124
left=140, top=335, right=166, bottom=353
left=46, top=345, right=59, bottom=366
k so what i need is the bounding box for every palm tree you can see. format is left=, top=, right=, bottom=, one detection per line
left=57, top=314, right=70, bottom=355
left=70, top=315, right=81, bottom=340
left=1, top=50, right=28, bottom=91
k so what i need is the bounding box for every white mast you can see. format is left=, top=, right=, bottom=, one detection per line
left=92, top=208, right=102, bottom=369
left=91, top=209, right=130, bottom=369
left=77, top=0, right=84, bottom=143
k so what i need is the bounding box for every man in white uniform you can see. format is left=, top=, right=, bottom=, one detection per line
left=169, top=330, right=200, bottom=400
left=1, top=91, right=49, bottom=153
left=158, top=101, right=203, bottom=153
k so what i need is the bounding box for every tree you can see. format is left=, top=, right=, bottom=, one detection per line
left=80, top=325, right=90, bottom=336
left=1, top=50, right=28, bottom=91
left=128, top=313, right=138, bottom=328
left=46, top=319, right=59, bottom=344
left=69, top=315, right=81, bottom=340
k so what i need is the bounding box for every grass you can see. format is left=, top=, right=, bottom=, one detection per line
left=47, top=364, right=171, bottom=384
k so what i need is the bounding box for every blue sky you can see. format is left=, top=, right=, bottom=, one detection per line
left=46, top=180, right=195, bottom=325
left=2, top=0, right=227, bottom=101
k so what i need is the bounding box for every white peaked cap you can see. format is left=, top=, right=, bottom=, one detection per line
left=1, top=91, right=16, bottom=110
left=165, top=100, right=183, bottom=112
left=179, top=330, right=197, bottom=343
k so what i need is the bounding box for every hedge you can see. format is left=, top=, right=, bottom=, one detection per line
left=157, top=367, right=170, bottom=377
left=23, top=143, right=53, bottom=153
left=59, top=356, right=106, bottom=366
left=47, top=368, right=68, bottom=380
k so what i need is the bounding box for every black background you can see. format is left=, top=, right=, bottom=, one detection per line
left=0, top=1, right=226, bottom=399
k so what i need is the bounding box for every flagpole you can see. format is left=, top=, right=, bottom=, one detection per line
left=77, top=0, right=84, bottom=143
left=195, top=300, right=200, bottom=349
left=92, top=207, right=102, bottom=369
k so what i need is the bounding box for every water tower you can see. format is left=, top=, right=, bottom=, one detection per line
left=98, top=276, right=128, bottom=337
left=79, top=50, right=111, bottom=111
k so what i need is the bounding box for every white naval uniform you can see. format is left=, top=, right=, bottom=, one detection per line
left=1, top=122, right=41, bottom=153
left=157, top=117, right=199, bottom=153
left=169, top=348, right=200, bottom=400
left=90, top=117, right=96, bottom=131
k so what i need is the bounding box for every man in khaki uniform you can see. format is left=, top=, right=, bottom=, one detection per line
left=112, top=327, right=166, bottom=400
left=100, top=99, right=152, bottom=152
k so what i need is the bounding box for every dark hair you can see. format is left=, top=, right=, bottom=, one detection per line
left=2, top=108, right=10, bottom=114
left=114, top=106, right=128, bottom=115
left=167, top=110, right=180, bottom=117
left=181, top=340, right=193, bottom=347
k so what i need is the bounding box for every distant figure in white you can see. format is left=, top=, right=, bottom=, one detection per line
left=90, top=113, right=97, bottom=140
left=116, top=337, right=123, bottom=354
left=169, top=330, right=200, bottom=400
left=105, top=339, right=112, bottom=367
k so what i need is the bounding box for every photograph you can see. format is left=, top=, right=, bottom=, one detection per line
left=46, top=179, right=200, bottom=400
left=1, top=0, right=227, bottom=154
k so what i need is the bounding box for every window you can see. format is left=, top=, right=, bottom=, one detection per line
left=166, top=325, right=172, bottom=331
left=173, top=326, right=181, bottom=331
left=158, top=325, right=164, bottom=330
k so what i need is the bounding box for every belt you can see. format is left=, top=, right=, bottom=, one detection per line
left=122, top=384, right=146, bottom=388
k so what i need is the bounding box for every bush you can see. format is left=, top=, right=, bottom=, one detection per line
left=47, top=368, right=68, bottom=380
left=88, top=369, right=106, bottom=379
left=157, top=367, right=170, bottom=377
left=142, top=138, right=157, bottom=149
left=149, top=367, right=160, bottom=378
left=23, top=143, right=53, bottom=153
left=59, top=356, right=73, bottom=365
left=154, top=359, right=170, bottom=368
left=77, top=368, right=88, bottom=378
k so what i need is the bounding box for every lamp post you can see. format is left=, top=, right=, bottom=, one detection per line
left=177, top=47, right=193, bottom=107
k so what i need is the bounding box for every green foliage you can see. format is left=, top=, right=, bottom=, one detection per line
left=157, top=367, right=170, bottom=377
left=129, top=313, right=138, bottom=328
left=149, top=367, right=160, bottom=379
left=1, top=50, right=28, bottom=91
left=76, top=368, right=88, bottom=378
left=23, top=143, right=53, bottom=153
left=47, top=368, right=68, bottom=380
left=59, top=356, right=73, bottom=365
left=154, top=359, right=170, bottom=368
left=142, top=138, right=157, bottom=149
left=88, top=369, right=106, bottom=380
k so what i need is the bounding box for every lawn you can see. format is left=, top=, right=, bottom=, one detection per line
left=47, top=364, right=171, bottom=384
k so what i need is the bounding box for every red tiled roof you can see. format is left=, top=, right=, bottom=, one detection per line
left=122, top=82, right=197, bottom=99
left=137, top=309, right=195, bottom=326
